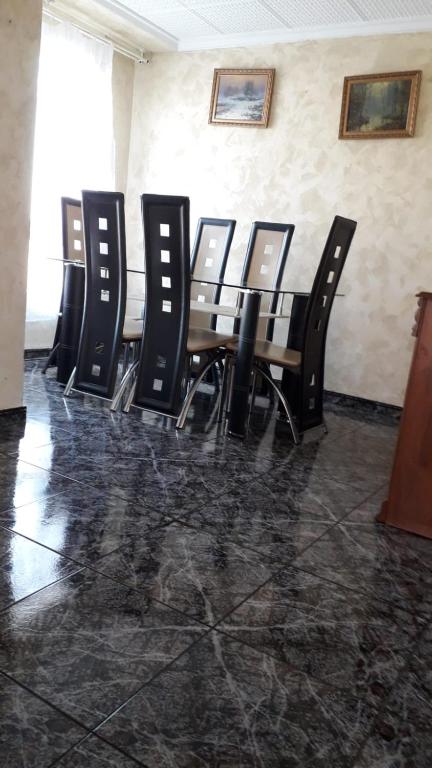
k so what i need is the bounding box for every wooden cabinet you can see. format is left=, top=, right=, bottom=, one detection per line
left=378, top=292, right=432, bottom=538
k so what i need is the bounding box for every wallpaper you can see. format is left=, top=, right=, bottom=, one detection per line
left=0, top=0, right=42, bottom=410
left=125, top=32, right=432, bottom=407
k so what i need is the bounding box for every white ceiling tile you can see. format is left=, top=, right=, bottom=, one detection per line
left=148, top=9, right=219, bottom=35
left=190, top=1, right=282, bottom=33
left=263, top=0, right=360, bottom=26
left=118, top=0, right=184, bottom=14
left=352, top=0, right=432, bottom=21
left=108, top=0, right=432, bottom=47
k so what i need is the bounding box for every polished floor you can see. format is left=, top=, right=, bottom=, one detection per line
left=0, top=358, right=431, bottom=767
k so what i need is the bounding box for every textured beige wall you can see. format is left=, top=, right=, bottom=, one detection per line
left=0, top=0, right=42, bottom=409
left=126, top=32, right=432, bottom=406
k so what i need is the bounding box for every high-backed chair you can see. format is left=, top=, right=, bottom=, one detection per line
left=42, top=197, right=84, bottom=377
left=234, top=221, right=295, bottom=342
left=116, top=195, right=233, bottom=423
left=65, top=191, right=130, bottom=400
left=190, top=217, right=236, bottom=330
left=252, top=215, right=357, bottom=438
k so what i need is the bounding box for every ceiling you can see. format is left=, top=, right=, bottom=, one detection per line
left=47, top=0, right=432, bottom=52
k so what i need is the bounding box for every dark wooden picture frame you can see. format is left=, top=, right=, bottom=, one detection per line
left=209, top=68, right=275, bottom=128
left=339, top=70, right=422, bottom=139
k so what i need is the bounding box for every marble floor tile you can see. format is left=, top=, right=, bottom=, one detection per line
left=0, top=671, right=87, bottom=768
left=295, top=523, right=432, bottom=615
left=0, top=413, right=70, bottom=455
left=0, top=453, right=76, bottom=513
left=17, top=440, right=272, bottom=516
left=0, top=528, right=81, bottom=610
left=92, top=522, right=275, bottom=625
left=353, top=668, right=432, bottom=768
left=180, top=472, right=370, bottom=564
left=0, top=485, right=169, bottom=566
left=98, top=631, right=377, bottom=768
left=279, top=429, right=396, bottom=495
left=219, top=566, right=424, bottom=704
left=0, top=568, right=206, bottom=728
left=344, top=486, right=389, bottom=524
left=55, top=734, right=141, bottom=767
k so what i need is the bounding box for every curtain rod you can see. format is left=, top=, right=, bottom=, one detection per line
left=42, top=7, right=149, bottom=62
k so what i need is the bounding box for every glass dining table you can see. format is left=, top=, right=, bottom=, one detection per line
left=48, top=258, right=301, bottom=438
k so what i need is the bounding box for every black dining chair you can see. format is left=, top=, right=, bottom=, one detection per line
left=42, top=197, right=84, bottom=378
left=250, top=215, right=357, bottom=439
left=189, top=217, right=236, bottom=387
left=190, top=217, right=236, bottom=331
left=222, top=220, right=295, bottom=417
left=64, top=190, right=142, bottom=402
left=115, top=195, right=233, bottom=423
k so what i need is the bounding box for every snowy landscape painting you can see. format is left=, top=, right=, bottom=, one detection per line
left=209, top=69, right=275, bottom=127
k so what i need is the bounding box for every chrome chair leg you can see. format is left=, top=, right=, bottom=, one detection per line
left=123, top=378, right=137, bottom=413
left=111, top=360, right=139, bottom=412
left=122, top=342, right=130, bottom=380
left=248, top=369, right=258, bottom=425
left=177, top=352, right=225, bottom=430
left=225, top=355, right=235, bottom=417
left=253, top=364, right=300, bottom=445
left=217, top=354, right=231, bottom=423
left=64, top=367, right=76, bottom=397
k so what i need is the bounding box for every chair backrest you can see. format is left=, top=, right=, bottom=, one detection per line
left=73, top=190, right=127, bottom=399
left=235, top=221, right=295, bottom=340
left=61, top=197, right=84, bottom=262
left=134, top=194, right=190, bottom=416
left=299, top=215, right=357, bottom=428
left=190, top=217, right=236, bottom=330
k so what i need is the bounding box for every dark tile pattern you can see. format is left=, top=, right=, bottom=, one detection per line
left=295, top=523, right=432, bottom=615
left=0, top=528, right=80, bottom=609
left=0, top=362, right=430, bottom=766
left=0, top=485, right=169, bottom=565
left=219, top=566, right=424, bottom=704
left=92, top=521, right=275, bottom=625
left=98, top=632, right=378, bottom=767
left=0, top=569, right=206, bottom=727
left=55, top=735, right=140, bottom=767
left=0, top=672, right=87, bottom=768
left=0, top=453, right=76, bottom=513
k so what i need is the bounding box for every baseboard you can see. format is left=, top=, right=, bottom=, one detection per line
left=0, top=406, right=27, bottom=418
left=24, top=348, right=50, bottom=359
left=324, top=389, right=402, bottom=421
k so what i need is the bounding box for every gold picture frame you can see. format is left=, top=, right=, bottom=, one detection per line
left=209, top=68, right=275, bottom=128
left=339, top=70, right=422, bottom=139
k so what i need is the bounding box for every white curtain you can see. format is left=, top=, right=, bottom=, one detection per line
left=26, top=20, right=114, bottom=344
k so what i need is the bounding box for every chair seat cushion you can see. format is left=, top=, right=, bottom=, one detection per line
left=226, top=337, right=301, bottom=369
left=187, top=327, right=234, bottom=354
left=122, top=318, right=143, bottom=341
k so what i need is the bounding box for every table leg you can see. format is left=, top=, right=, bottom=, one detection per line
left=228, top=290, right=261, bottom=438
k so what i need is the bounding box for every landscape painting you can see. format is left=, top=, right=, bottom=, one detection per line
left=339, top=71, right=421, bottom=139
left=209, top=69, right=275, bottom=127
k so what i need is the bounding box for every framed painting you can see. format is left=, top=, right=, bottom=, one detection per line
left=339, top=70, right=422, bottom=139
left=209, top=68, right=275, bottom=127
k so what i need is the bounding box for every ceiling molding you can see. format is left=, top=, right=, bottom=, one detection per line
left=92, top=0, right=178, bottom=49
left=177, top=15, right=432, bottom=52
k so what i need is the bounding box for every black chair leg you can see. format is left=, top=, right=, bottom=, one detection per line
left=41, top=342, right=60, bottom=374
